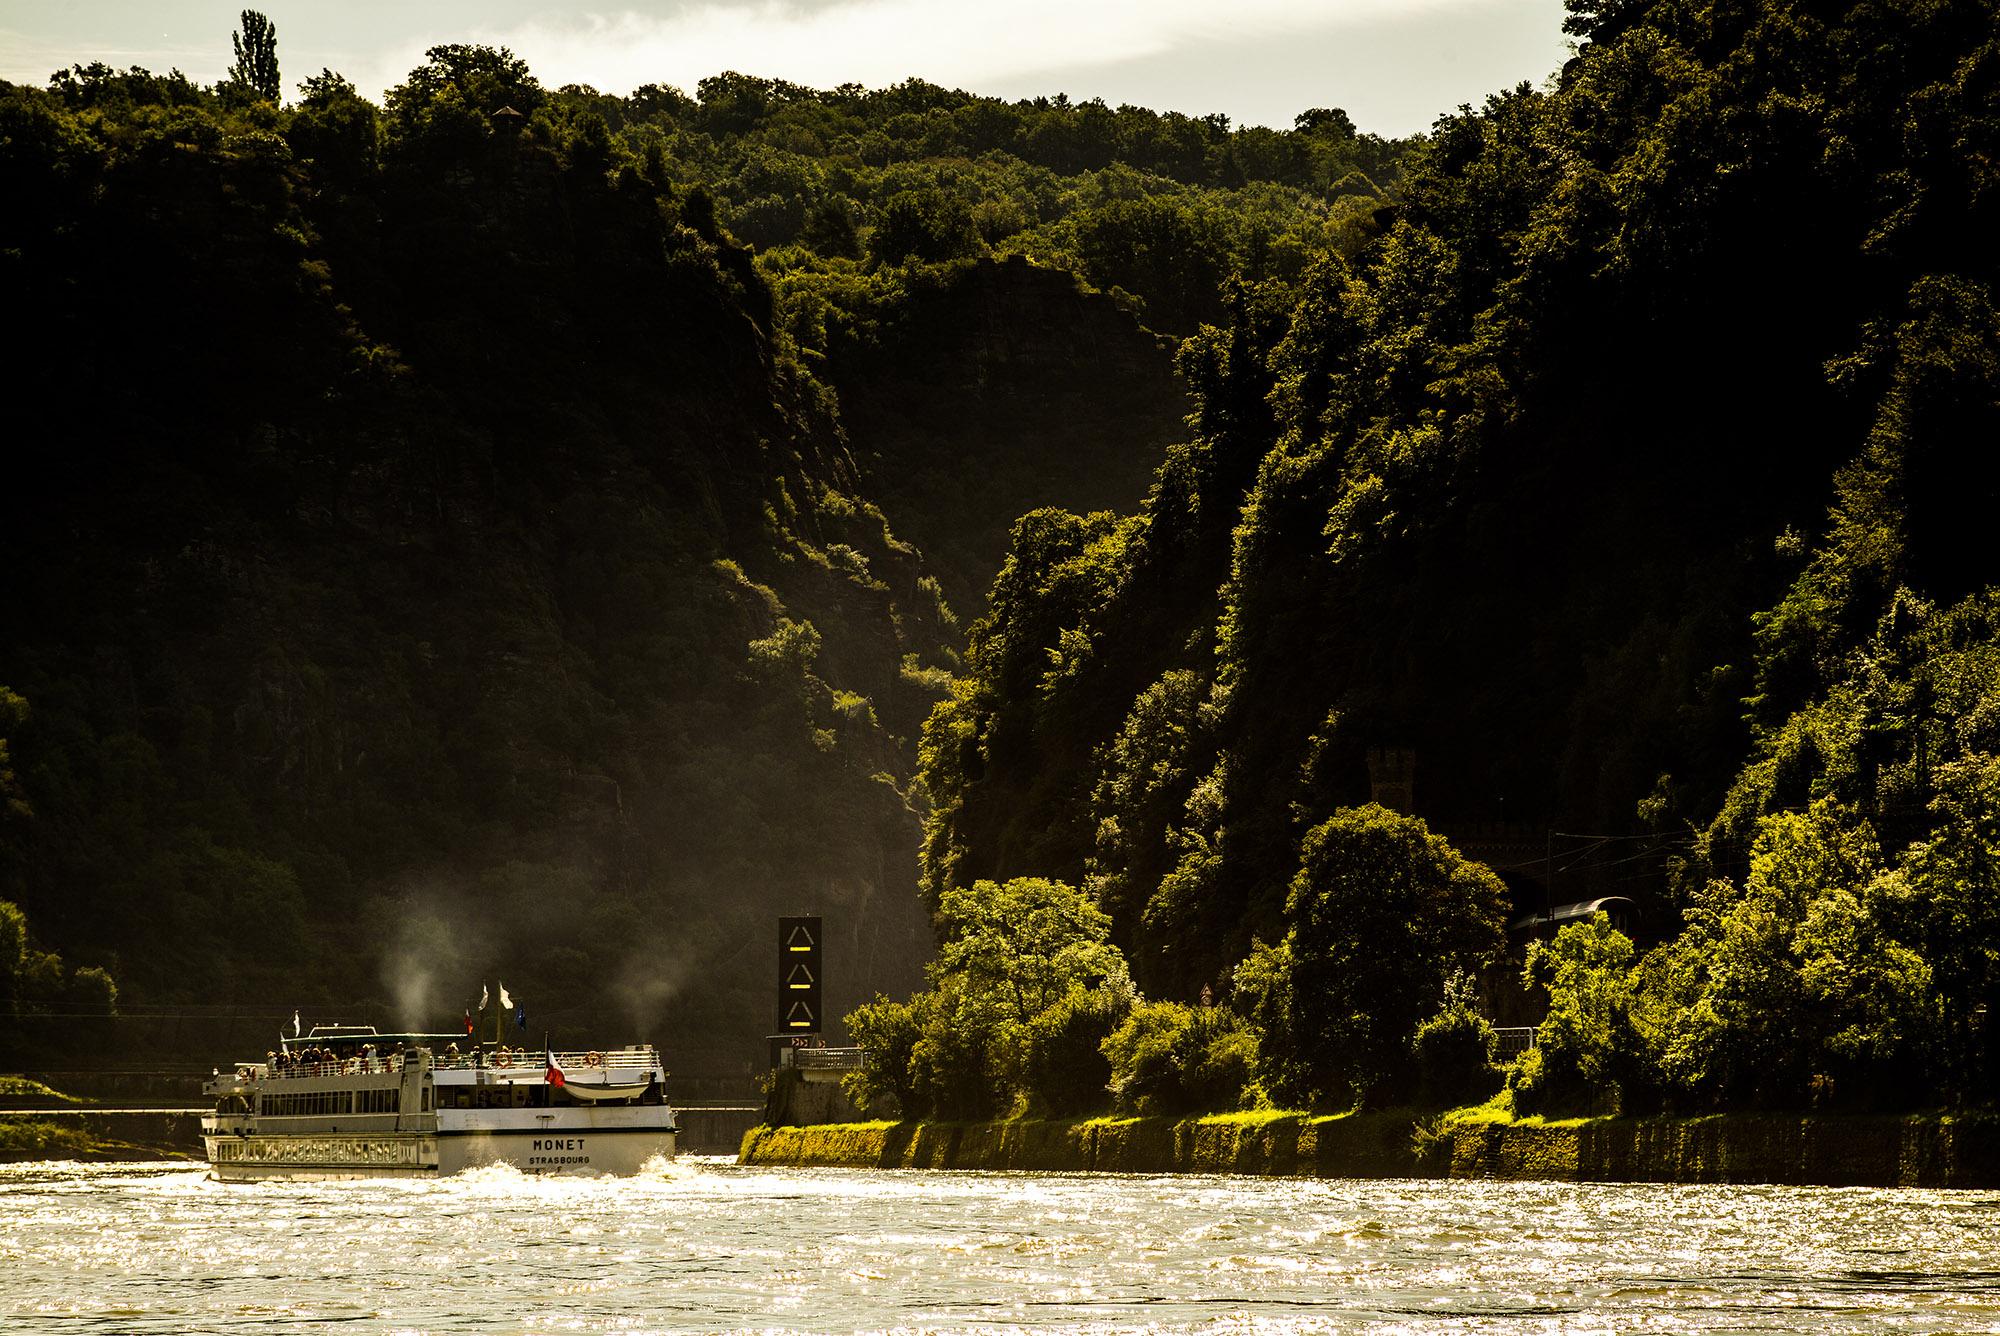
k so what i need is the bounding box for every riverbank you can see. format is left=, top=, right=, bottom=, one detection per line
left=0, top=1110, right=203, bottom=1163
left=739, top=1107, right=2000, bottom=1188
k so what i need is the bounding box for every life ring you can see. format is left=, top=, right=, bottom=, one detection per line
left=496, top=1047, right=513, bottom=1068
left=584, top=1051, right=604, bottom=1068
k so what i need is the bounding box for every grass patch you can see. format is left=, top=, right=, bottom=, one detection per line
left=1196, top=1108, right=1303, bottom=1128
left=0, top=1076, right=90, bottom=1104
left=0, top=1118, right=96, bottom=1158
left=1437, top=1092, right=1598, bottom=1130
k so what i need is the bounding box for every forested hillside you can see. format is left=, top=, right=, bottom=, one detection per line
left=15, top=0, right=1995, bottom=1120
left=862, top=0, right=2000, bottom=1121
left=0, top=46, right=974, bottom=1080
left=0, top=30, right=1389, bottom=1080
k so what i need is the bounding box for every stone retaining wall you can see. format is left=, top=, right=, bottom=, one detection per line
left=740, top=1110, right=2000, bottom=1188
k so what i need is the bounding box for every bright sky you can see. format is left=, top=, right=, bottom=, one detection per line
left=0, top=0, right=1571, bottom=137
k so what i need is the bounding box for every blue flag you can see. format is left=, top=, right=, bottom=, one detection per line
left=515, top=1003, right=527, bottom=1031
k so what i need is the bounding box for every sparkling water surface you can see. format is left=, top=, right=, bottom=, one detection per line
left=2, top=1157, right=1997, bottom=1334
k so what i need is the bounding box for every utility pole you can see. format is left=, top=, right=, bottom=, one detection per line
left=1545, top=829, right=1554, bottom=926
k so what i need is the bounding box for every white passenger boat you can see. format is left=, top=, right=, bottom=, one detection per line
left=201, top=1024, right=677, bottom=1180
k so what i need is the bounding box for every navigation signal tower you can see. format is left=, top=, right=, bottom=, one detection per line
left=777, top=915, right=822, bottom=1038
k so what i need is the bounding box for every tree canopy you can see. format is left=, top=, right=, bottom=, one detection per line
left=227, top=11, right=279, bottom=103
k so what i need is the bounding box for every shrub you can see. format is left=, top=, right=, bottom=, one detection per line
left=1410, top=976, right=1501, bottom=1107
left=1020, top=985, right=1131, bottom=1115
left=908, top=979, right=1012, bottom=1121
left=1102, top=1000, right=1256, bottom=1115
left=1229, top=937, right=1311, bottom=1107
left=1511, top=916, right=1640, bottom=1117
left=842, top=993, right=927, bottom=1118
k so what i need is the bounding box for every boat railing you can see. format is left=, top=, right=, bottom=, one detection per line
left=263, top=1053, right=410, bottom=1080
left=253, top=1045, right=660, bottom=1081
left=432, top=1046, right=661, bottom=1077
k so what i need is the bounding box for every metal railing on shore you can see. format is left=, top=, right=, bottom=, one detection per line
left=1492, top=1026, right=1538, bottom=1061
left=781, top=1047, right=868, bottom=1072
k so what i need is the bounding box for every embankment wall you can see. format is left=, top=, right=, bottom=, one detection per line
left=739, top=1111, right=2000, bottom=1188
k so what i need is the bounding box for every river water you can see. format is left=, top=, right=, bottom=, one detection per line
left=3, top=1158, right=1998, bottom=1334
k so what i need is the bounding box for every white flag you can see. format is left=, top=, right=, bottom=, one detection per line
left=498, top=982, right=513, bottom=1010
left=292, top=1011, right=301, bottom=1037
left=479, top=984, right=489, bottom=1010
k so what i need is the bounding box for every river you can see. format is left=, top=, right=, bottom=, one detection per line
left=2, top=1157, right=1996, bottom=1333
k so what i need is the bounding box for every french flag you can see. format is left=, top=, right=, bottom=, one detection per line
left=545, top=1044, right=566, bottom=1089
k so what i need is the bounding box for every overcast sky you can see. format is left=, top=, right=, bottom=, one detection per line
left=0, top=0, right=1572, bottom=138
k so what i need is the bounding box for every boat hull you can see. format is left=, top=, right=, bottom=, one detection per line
left=204, top=1125, right=676, bottom=1180
left=441, top=1126, right=676, bottom=1175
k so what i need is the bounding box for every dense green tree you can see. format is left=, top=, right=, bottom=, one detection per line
left=286, top=70, right=378, bottom=178
left=384, top=43, right=543, bottom=166
left=868, top=189, right=983, bottom=266
left=843, top=992, right=929, bottom=1115
left=228, top=11, right=279, bottom=103
left=1886, top=756, right=2000, bottom=1095
left=1087, top=669, right=1210, bottom=928
left=0, top=898, right=117, bottom=1065
left=1068, top=198, right=1228, bottom=331
left=932, top=876, right=1128, bottom=1022
left=0, top=688, right=28, bottom=825
left=841, top=876, right=1133, bottom=1117
left=1283, top=806, right=1506, bottom=1104
left=1511, top=917, right=1645, bottom=1116
left=1649, top=804, right=1933, bottom=1107
left=1228, top=937, right=1308, bottom=1106
left=800, top=196, right=862, bottom=259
